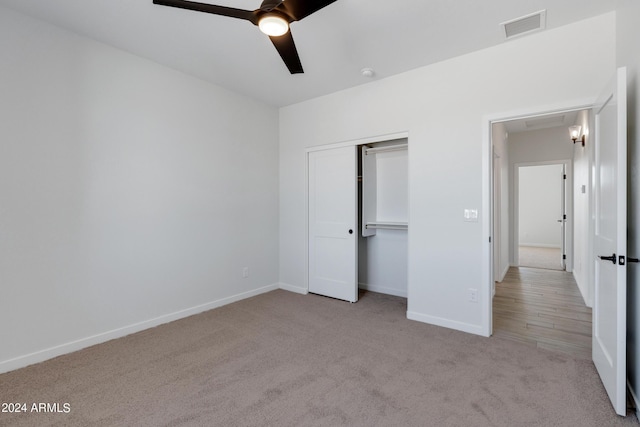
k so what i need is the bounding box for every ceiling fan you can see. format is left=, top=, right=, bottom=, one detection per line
left=153, top=0, right=338, bottom=74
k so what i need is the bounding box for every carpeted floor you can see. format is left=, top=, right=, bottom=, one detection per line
left=519, top=246, right=564, bottom=270
left=0, top=290, right=636, bottom=426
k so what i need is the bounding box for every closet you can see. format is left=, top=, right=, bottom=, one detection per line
left=308, top=138, right=408, bottom=302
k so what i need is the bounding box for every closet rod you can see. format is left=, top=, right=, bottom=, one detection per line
left=364, top=143, right=408, bottom=155
left=365, top=222, right=408, bottom=230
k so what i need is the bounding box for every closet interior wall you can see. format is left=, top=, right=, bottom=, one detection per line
left=358, top=139, right=409, bottom=297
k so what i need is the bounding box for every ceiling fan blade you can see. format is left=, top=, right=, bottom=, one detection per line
left=269, top=32, right=303, bottom=74
left=275, top=0, right=338, bottom=22
left=153, top=0, right=258, bottom=24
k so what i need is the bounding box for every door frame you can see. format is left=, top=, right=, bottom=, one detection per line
left=304, top=131, right=409, bottom=293
left=482, top=99, right=594, bottom=336
left=513, top=160, right=573, bottom=272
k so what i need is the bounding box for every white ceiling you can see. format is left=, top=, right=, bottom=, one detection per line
left=503, top=110, right=580, bottom=135
left=0, top=0, right=616, bottom=107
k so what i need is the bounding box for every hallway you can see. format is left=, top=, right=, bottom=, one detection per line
left=493, top=267, right=591, bottom=359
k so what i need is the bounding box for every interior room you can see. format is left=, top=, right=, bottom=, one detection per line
left=1, top=0, right=639, bottom=425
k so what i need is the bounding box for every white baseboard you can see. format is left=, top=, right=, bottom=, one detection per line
left=496, top=264, right=509, bottom=282
left=406, top=310, right=487, bottom=337
left=278, top=282, right=308, bottom=295
left=359, top=283, right=407, bottom=298
left=628, top=379, right=640, bottom=421
left=573, top=271, right=592, bottom=308
left=0, top=283, right=279, bottom=374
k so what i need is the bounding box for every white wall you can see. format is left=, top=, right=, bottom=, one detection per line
left=359, top=229, right=408, bottom=297
left=508, top=126, right=575, bottom=266
left=571, top=110, right=592, bottom=305
left=279, top=13, right=616, bottom=336
left=518, top=164, right=563, bottom=248
left=508, top=127, right=575, bottom=165
left=0, top=7, right=280, bottom=372
left=616, top=0, right=640, bottom=411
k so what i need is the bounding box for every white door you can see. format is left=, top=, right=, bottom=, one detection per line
left=560, top=164, right=567, bottom=270
left=308, top=146, right=358, bottom=302
left=593, top=67, right=627, bottom=416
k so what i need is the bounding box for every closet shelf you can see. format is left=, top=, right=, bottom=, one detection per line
left=363, top=143, right=408, bottom=155
left=365, top=221, right=408, bottom=230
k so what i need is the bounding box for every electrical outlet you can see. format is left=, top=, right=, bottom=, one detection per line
left=468, top=288, right=478, bottom=303
left=242, top=267, right=249, bottom=278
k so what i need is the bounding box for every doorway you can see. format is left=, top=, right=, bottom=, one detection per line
left=515, top=162, right=567, bottom=271
left=306, top=134, right=409, bottom=303
left=488, top=108, right=592, bottom=357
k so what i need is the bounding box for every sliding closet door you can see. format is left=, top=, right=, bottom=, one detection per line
left=308, top=146, right=358, bottom=302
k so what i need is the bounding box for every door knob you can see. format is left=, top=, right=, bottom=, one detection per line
left=629, top=257, right=639, bottom=263
left=598, top=253, right=617, bottom=264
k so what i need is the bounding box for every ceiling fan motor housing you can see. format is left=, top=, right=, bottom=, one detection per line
left=153, top=0, right=338, bottom=74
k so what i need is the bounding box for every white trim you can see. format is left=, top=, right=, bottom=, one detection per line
left=497, top=264, right=510, bottom=283
left=278, top=282, right=308, bottom=295
left=628, top=379, right=640, bottom=421
left=486, top=99, right=595, bottom=125
left=573, top=271, right=592, bottom=308
left=303, top=151, right=310, bottom=294
left=407, top=311, right=487, bottom=337
left=305, top=131, right=409, bottom=153
left=482, top=116, right=493, bottom=337
left=0, top=284, right=279, bottom=374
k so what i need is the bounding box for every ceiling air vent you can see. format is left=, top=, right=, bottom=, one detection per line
left=501, top=10, right=546, bottom=40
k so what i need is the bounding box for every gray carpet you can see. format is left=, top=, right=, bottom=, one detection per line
left=0, top=290, right=636, bottom=426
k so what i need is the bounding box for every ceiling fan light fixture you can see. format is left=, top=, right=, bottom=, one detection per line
left=258, top=15, right=289, bottom=36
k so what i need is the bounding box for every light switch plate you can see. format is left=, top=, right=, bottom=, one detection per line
left=464, top=209, right=479, bottom=222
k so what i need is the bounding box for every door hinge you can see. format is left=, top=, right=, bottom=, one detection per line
left=563, top=214, right=567, bottom=220
left=563, top=174, right=567, bottom=179
left=563, top=254, right=566, bottom=260
left=489, top=236, right=492, bottom=243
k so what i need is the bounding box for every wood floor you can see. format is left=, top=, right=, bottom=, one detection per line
left=493, top=267, right=592, bottom=359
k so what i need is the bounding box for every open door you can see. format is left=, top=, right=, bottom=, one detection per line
left=308, top=146, right=358, bottom=302
left=560, top=164, right=567, bottom=270
left=593, top=67, right=627, bottom=416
